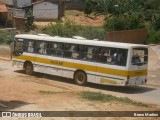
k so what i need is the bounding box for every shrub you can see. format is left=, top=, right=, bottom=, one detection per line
left=0, top=30, right=16, bottom=44
left=148, top=31, right=160, bottom=44
left=104, top=15, right=145, bottom=31
left=42, top=20, right=106, bottom=40
left=152, top=15, right=160, bottom=31
left=84, top=0, right=94, bottom=16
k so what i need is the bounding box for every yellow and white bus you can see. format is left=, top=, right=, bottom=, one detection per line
left=12, top=34, right=148, bottom=86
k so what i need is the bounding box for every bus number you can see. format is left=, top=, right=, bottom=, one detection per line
left=50, top=60, right=63, bottom=66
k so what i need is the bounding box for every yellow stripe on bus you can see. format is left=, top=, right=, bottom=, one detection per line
left=13, top=55, right=147, bottom=77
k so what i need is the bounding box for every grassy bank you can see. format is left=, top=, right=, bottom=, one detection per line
left=80, top=91, right=148, bottom=107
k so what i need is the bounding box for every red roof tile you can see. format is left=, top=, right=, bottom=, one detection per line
left=0, top=4, right=7, bottom=12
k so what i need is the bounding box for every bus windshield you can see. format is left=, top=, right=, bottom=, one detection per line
left=132, top=48, right=148, bottom=65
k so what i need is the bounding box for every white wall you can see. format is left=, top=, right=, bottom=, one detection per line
left=6, top=0, right=13, bottom=5
left=8, top=8, right=25, bottom=18
left=17, top=0, right=31, bottom=7
left=33, top=2, right=58, bottom=20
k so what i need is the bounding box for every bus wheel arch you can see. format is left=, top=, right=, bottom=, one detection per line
left=74, top=70, right=87, bottom=86
left=24, top=61, right=34, bottom=75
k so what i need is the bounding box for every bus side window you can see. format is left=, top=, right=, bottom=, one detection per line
left=56, top=43, right=63, bottom=57
left=39, top=42, right=46, bottom=54
left=77, top=45, right=88, bottom=60
left=46, top=42, right=52, bottom=55
left=86, top=46, right=97, bottom=62
left=63, top=44, right=72, bottom=58
left=97, top=47, right=107, bottom=63
left=27, top=40, right=34, bottom=53
left=117, top=49, right=128, bottom=66
left=71, top=44, right=79, bottom=59
left=49, top=42, right=57, bottom=56
left=110, top=48, right=118, bottom=65
left=49, top=42, right=63, bottom=57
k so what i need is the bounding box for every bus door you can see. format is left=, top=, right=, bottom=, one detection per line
left=12, top=38, right=24, bottom=68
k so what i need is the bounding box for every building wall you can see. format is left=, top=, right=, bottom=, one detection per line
left=0, top=0, right=13, bottom=6
left=105, top=29, right=147, bottom=44
left=46, top=0, right=65, bottom=18
left=33, top=2, right=58, bottom=21
left=13, top=17, right=25, bottom=29
left=13, top=0, right=31, bottom=8
left=8, top=8, right=25, bottom=18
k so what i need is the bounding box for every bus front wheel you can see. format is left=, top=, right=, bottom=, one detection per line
left=74, top=71, right=87, bottom=86
left=24, top=62, right=33, bottom=75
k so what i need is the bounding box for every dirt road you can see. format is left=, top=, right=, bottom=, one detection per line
left=0, top=60, right=160, bottom=107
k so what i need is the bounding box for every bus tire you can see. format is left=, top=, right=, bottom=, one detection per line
left=74, top=71, right=87, bottom=86
left=24, top=62, right=33, bottom=75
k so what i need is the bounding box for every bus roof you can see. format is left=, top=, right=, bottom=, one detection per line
left=15, top=34, right=148, bottom=49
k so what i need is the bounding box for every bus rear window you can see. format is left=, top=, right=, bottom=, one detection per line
left=132, top=48, right=148, bottom=65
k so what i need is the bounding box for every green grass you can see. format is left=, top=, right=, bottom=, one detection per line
left=80, top=91, right=148, bottom=107
left=39, top=90, right=64, bottom=95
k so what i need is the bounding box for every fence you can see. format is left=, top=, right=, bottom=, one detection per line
left=105, top=29, right=147, bottom=44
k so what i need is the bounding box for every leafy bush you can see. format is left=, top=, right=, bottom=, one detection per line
left=148, top=31, right=160, bottom=44
left=152, top=15, right=160, bottom=31
left=84, top=0, right=94, bottom=16
left=0, top=30, right=16, bottom=44
left=104, top=15, right=145, bottom=31
left=42, top=20, right=106, bottom=40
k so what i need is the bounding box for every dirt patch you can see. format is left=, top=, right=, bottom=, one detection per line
left=0, top=45, right=11, bottom=58
left=64, top=10, right=105, bottom=26
left=147, top=45, right=160, bottom=86
left=34, top=10, right=105, bottom=28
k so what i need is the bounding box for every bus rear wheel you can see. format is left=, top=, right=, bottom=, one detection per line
left=24, top=62, right=33, bottom=75
left=74, top=71, right=87, bottom=86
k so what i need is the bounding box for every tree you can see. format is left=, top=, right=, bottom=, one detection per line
left=143, top=0, right=160, bottom=30
left=24, top=7, right=36, bottom=31
left=84, top=0, right=94, bottom=16
left=94, top=0, right=145, bottom=18
left=104, top=15, right=145, bottom=31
